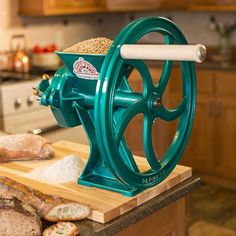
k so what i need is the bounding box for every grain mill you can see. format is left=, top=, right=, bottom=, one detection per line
left=34, top=17, right=206, bottom=196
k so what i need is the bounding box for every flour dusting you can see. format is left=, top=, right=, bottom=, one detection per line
left=23, top=155, right=85, bottom=184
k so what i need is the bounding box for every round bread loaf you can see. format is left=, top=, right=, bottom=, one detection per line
left=0, top=196, right=42, bottom=236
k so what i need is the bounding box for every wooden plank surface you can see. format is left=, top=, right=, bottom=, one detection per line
left=0, top=140, right=192, bottom=223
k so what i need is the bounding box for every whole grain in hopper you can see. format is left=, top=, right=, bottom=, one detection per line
left=63, top=37, right=113, bottom=54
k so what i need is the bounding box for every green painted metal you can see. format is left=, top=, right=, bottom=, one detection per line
left=37, top=16, right=196, bottom=196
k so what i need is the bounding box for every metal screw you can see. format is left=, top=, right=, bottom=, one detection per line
left=154, top=98, right=162, bottom=108
left=27, top=95, right=34, bottom=105
left=32, top=87, right=42, bottom=96
left=15, top=98, right=22, bottom=108
left=42, top=74, right=50, bottom=80
left=197, top=45, right=207, bottom=62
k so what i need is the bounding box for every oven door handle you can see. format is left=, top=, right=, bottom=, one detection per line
left=28, top=125, right=60, bottom=135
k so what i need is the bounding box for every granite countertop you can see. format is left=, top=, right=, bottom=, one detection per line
left=72, top=176, right=201, bottom=236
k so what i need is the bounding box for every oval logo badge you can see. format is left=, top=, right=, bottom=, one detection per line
left=73, top=57, right=100, bottom=80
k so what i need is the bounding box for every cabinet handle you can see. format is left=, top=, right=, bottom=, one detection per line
left=28, top=125, right=60, bottom=135
left=215, top=101, right=221, bottom=117
left=208, top=101, right=213, bottom=117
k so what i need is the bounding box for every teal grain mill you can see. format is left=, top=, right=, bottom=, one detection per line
left=34, top=17, right=206, bottom=196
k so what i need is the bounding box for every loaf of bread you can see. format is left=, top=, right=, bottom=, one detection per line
left=0, top=133, right=54, bottom=162
left=0, top=196, right=42, bottom=236
left=0, top=176, right=91, bottom=222
left=43, top=222, right=79, bottom=236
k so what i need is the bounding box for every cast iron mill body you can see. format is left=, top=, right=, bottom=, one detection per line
left=34, top=17, right=206, bottom=196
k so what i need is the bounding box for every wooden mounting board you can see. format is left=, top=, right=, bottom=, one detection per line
left=0, top=140, right=192, bottom=223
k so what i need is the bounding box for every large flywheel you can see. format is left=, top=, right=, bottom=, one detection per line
left=95, top=17, right=197, bottom=188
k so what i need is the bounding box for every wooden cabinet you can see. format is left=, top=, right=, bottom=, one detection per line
left=213, top=71, right=236, bottom=180
left=19, top=0, right=236, bottom=14
left=157, top=0, right=188, bottom=10
left=105, top=0, right=160, bottom=12
left=180, top=68, right=236, bottom=189
left=19, top=0, right=188, bottom=15
left=126, top=65, right=236, bottom=190
left=117, top=197, right=187, bottom=236
left=169, top=69, right=214, bottom=175
left=19, top=0, right=106, bottom=16
left=190, top=0, right=236, bottom=10
left=106, top=0, right=187, bottom=12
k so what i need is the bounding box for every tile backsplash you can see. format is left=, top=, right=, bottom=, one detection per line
left=1, top=0, right=236, bottom=51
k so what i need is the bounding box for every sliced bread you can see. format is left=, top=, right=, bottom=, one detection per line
left=43, top=222, right=79, bottom=236
left=0, top=176, right=91, bottom=222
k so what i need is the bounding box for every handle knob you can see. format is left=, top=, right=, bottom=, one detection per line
left=32, top=87, right=42, bottom=101
left=42, top=74, right=50, bottom=80
left=15, top=98, right=22, bottom=108
left=27, top=95, right=34, bottom=105
left=32, top=87, right=42, bottom=96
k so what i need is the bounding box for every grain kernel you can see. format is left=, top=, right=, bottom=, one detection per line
left=63, top=37, right=113, bottom=54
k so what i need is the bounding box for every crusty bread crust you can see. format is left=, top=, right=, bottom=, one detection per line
left=0, top=196, right=42, bottom=236
left=0, top=133, right=54, bottom=163
left=0, top=176, right=91, bottom=222
left=43, top=222, right=79, bottom=236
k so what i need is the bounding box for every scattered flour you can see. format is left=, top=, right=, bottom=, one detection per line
left=23, top=155, right=85, bottom=184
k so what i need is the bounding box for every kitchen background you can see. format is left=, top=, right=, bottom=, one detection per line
left=1, top=0, right=236, bottom=50
left=0, top=0, right=236, bottom=235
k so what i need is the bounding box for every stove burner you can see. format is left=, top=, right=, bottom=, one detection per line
left=0, top=67, right=56, bottom=83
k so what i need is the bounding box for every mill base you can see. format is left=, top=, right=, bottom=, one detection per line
left=79, top=175, right=145, bottom=197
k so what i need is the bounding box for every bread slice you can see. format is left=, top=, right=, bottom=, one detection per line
left=0, top=133, right=54, bottom=163
left=0, top=176, right=91, bottom=222
left=43, top=222, right=79, bottom=236
left=0, top=196, right=42, bottom=236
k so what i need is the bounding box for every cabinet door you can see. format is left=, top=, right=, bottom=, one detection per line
left=46, top=0, right=102, bottom=9
left=214, top=97, right=236, bottom=179
left=190, top=0, right=217, bottom=6
left=177, top=69, right=215, bottom=172
left=180, top=94, right=214, bottom=172
left=213, top=71, right=236, bottom=180
left=44, top=0, right=104, bottom=14
left=189, top=0, right=236, bottom=10
left=158, top=0, right=188, bottom=9
left=19, top=0, right=105, bottom=16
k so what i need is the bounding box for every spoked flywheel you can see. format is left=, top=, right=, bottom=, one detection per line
left=95, top=17, right=196, bottom=189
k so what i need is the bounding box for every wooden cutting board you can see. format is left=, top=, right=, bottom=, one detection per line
left=0, top=140, right=192, bottom=223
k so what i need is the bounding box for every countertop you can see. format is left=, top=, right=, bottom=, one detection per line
left=70, top=176, right=201, bottom=236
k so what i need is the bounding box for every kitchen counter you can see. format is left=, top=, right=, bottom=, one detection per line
left=73, top=176, right=201, bottom=236
left=0, top=140, right=197, bottom=235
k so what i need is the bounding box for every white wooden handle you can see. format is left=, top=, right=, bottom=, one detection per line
left=120, top=44, right=206, bottom=63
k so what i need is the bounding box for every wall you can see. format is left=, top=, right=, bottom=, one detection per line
left=0, top=0, right=236, bottom=52
left=0, top=0, right=127, bottom=51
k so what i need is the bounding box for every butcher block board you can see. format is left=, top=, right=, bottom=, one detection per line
left=0, top=140, right=192, bottom=223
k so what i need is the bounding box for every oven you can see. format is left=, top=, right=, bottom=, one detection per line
left=0, top=71, right=88, bottom=144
